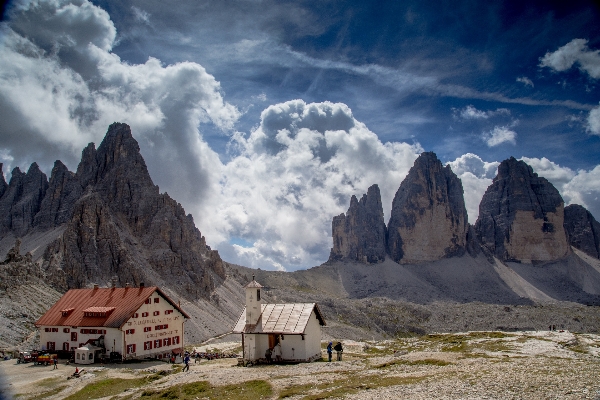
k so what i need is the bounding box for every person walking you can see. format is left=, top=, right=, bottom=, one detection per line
left=265, top=347, right=273, bottom=364
left=334, top=341, right=343, bottom=361
left=52, top=357, right=58, bottom=369
left=182, top=354, right=190, bottom=372
left=326, top=342, right=333, bottom=362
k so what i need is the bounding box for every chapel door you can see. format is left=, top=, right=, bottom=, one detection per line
left=268, top=334, right=276, bottom=349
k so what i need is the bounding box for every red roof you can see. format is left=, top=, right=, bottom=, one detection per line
left=35, top=286, right=189, bottom=328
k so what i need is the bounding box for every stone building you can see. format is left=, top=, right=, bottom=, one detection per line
left=35, top=284, right=188, bottom=362
left=232, top=277, right=326, bottom=363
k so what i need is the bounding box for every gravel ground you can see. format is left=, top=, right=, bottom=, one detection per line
left=1, top=330, right=598, bottom=400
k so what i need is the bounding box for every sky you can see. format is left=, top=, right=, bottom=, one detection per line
left=0, top=0, right=599, bottom=271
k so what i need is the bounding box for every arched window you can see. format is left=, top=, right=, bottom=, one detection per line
left=77, top=353, right=80, bottom=360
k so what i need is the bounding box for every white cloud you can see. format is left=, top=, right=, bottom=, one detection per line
left=482, top=126, right=517, bottom=147
left=516, top=76, right=534, bottom=87
left=587, top=104, right=600, bottom=135
left=454, top=105, right=511, bottom=120
left=447, top=154, right=499, bottom=222
left=0, top=0, right=240, bottom=214
left=539, top=39, right=600, bottom=79
left=131, top=6, right=150, bottom=24
left=520, top=157, right=576, bottom=188
left=203, top=100, right=423, bottom=270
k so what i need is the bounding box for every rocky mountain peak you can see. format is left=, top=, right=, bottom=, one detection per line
left=387, top=151, right=468, bottom=263
left=564, top=204, right=600, bottom=259
left=475, top=157, right=568, bottom=262
left=329, top=184, right=386, bottom=263
left=0, top=163, right=7, bottom=198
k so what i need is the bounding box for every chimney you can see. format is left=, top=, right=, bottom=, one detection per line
left=125, top=283, right=130, bottom=288
left=111, top=277, right=117, bottom=288
left=140, top=282, right=145, bottom=288
left=93, top=284, right=99, bottom=290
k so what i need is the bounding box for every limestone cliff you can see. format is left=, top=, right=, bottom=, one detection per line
left=329, top=184, right=386, bottom=263
left=475, top=157, right=569, bottom=262
left=387, top=152, right=468, bottom=264
left=564, top=204, right=600, bottom=259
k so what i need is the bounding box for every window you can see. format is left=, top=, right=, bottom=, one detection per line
left=154, top=339, right=162, bottom=348
left=51, top=328, right=58, bottom=332
left=165, top=310, right=173, bottom=315
left=47, top=342, right=55, bottom=351
left=63, top=328, right=70, bottom=333
left=164, top=337, right=172, bottom=346
left=45, top=328, right=50, bottom=332
left=144, top=341, right=152, bottom=350
left=71, top=332, right=77, bottom=341
left=89, top=353, right=93, bottom=360
left=153, top=311, right=160, bottom=316
left=145, top=299, right=151, bottom=304
left=90, top=329, right=97, bottom=334
left=77, top=353, right=80, bottom=360
left=257, top=289, right=261, bottom=301
left=154, top=298, right=159, bottom=304
left=81, top=329, right=88, bottom=334
left=132, top=313, right=139, bottom=318
left=126, top=329, right=135, bottom=335
left=155, top=324, right=168, bottom=331
left=127, top=344, right=136, bottom=354
left=144, top=327, right=152, bottom=332
left=63, top=342, right=69, bottom=351
left=142, top=312, right=149, bottom=317
left=173, top=336, right=180, bottom=345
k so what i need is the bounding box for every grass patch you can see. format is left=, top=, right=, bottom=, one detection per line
left=141, top=379, right=272, bottom=400
left=63, top=374, right=163, bottom=400
left=278, top=372, right=427, bottom=399
left=375, top=358, right=452, bottom=369
left=24, top=385, right=67, bottom=400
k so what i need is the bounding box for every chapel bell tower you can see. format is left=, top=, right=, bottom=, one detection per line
left=245, top=275, right=263, bottom=325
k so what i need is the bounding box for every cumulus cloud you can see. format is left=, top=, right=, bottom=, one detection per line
left=539, top=39, right=600, bottom=79
left=516, top=76, right=534, bottom=87
left=204, top=100, right=422, bottom=270
left=0, top=0, right=239, bottom=211
left=482, top=126, right=517, bottom=147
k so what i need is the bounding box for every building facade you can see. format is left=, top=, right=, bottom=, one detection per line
left=36, top=285, right=188, bottom=362
left=232, top=278, right=326, bottom=362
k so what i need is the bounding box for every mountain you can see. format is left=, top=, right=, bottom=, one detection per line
left=0, top=123, right=243, bottom=347
left=564, top=204, right=600, bottom=259
left=387, top=152, right=468, bottom=263
left=475, top=157, right=569, bottom=262
left=329, top=184, right=387, bottom=263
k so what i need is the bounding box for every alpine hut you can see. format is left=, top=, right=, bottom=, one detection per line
left=232, top=277, right=326, bottom=363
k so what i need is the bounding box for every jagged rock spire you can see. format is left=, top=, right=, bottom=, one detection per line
left=387, top=152, right=467, bottom=264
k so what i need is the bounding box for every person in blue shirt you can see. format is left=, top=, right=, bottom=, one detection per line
left=326, top=342, right=333, bottom=362
left=182, top=354, right=190, bottom=371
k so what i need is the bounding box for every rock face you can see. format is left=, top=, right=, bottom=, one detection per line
left=475, top=157, right=569, bottom=262
left=564, top=204, right=600, bottom=259
left=330, top=184, right=386, bottom=263
left=0, top=123, right=224, bottom=300
left=387, top=152, right=468, bottom=264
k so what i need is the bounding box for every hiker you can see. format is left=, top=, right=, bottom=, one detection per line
left=53, top=357, right=58, bottom=369
left=182, top=354, right=190, bottom=372
left=334, top=341, right=343, bottom=361
left=265, top=347, right=273, bottom=364
left=327, top=342, right=333, bottom=362
left=273, top=342, right=282, bottom=363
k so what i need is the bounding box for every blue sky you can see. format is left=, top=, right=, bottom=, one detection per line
left=1, top=0, right=599, bottom=270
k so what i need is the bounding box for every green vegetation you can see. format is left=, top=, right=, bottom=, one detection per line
left=24, top=385, right=67, bottom=400
left=140, top=379, right=272, bottom=400
left=278, top=372, right=428, bottom=399
left=63, top=374, right=164, bottom=400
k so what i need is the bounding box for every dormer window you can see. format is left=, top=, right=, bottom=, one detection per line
left=61, top=308, right=74, bottom=317
left=83, top=307, right=115, bottom=317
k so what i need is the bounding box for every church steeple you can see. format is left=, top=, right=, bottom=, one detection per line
left=245, top=275, right=263, bottom=325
